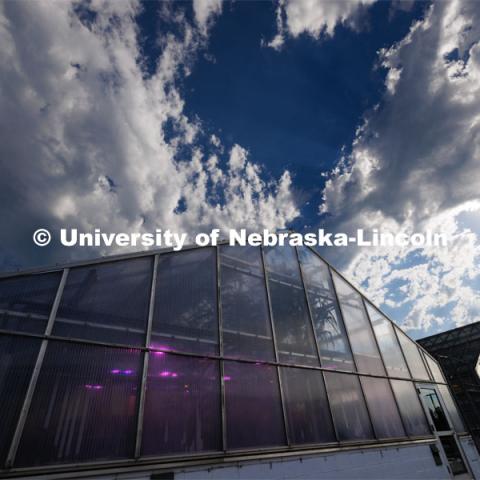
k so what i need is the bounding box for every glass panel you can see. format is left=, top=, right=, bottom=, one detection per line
left=298, top=247, right=354, bottom=371
left=365, top=303, right=410, bottom=379
left=220, top=246, right=275, bottom=362
left=54, top=258, right=153, bottom=346
left=151, top=248, right=218, bottom=355
left=142, top=353, right=221, bottom=456
left=439, top=435, right=467, bottom=475
left=0, top=272, right=61, bottom=334
left=16, top=342, right=141, bottom=467
left=396, top=328, right=430, bottom=380
left=224, top=361, right=286, bottom=449
left=263, top=246, right=319, bottom=367
left=0, top=335, right=41, bottom=466
left=438, top=384, right=466, bottom=433
left=390, top=380, right=431, bottom=436
left=280, top=367, right=336, bottom=445
left=360, top=377, right=405, bottom=439
left=424, top=352, right=446, bottom=384
left=331, top=273, right=385, bottom=376
left=419, top=387, right=451, bottom=432
left=323, top=371, right=374, bottom=441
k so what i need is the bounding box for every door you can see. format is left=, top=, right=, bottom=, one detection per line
left=418, top=386, right=469, bottom=478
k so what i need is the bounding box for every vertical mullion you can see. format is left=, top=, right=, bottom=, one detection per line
left=260, top=246, right=291, bottom=447
left=362, top=298, right=409, bottom=439
left=216, top=246, right=227, bottom=452
left=295, top=246, right=339, bottom=443
left=5, top=267, right=69, bottom=468
left=134, top=254, right=158, bottom=458
left=327, top=266, right=379, bottom=441
left=392, top=326, right=414, bottom=380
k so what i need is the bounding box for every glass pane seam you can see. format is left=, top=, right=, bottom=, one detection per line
left=295, top=247, right=339, bottom=443
left=260, top=246, right=290, bottom=447
left=362, top=298, right=409, bottom=439
left=216, top=246, right=227, bottom=452
left=134, top=254, right=159, bottom=458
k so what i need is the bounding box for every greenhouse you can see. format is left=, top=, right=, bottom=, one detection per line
left=0, top=243, right=478, bottom=479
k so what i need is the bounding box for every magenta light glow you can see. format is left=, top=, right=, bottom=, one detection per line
left=85, top=384, right=103, bottom=390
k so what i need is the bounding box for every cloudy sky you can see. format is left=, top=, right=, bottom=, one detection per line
left=1, top=0, right=479, bottom=338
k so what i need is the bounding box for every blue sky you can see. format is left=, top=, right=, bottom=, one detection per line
left=0, top=0, right=479, bottom=338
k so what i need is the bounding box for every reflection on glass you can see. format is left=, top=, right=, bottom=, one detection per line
left=280, top=367, right=336, bottom=444
left=224, top=361, right=286, bottom=449
left=142, top=353, right=221, bottom=455
left=0, top=335, right=41, bottom=465
left=151, top=248, right=218, bottom=355
left=439, top=435, right=467, bottom=475
left=423, top=353, right=446, bottom=384
left=324, top=371, right=374, bottom=441
left=396, top=328, right=430, bottom=380
left=365, top=303, right=410, bottom=379
left=298, top=247, right=354, bottom=371
left=16, top=342, right=141, bottom=466
left=360, top=377, right=405, bottom=439
left=55, top=258, right=153, bottom=346
left=220, top=246, right=275, bottom=362
left=419, top=387, right=450, bottom=432
left=264, top=246, right=319, bottom=366
left=332, top=273, right=385, bottom=376
left=438, top=385, right=466, bottom=433
left=390, top=380, right=431, bottom=436
left=0, top=272, right=61, bottom=334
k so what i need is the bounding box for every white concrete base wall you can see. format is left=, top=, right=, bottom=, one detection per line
left=175, top=443, right=450, bottom=480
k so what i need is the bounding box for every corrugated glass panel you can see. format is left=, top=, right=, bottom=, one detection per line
left=0, top=335, right=41, bottom=466
left=264, top=246, right=319, bottom=367
left=298, top=247, right=354, bottom=371
left=365, top=302, right=410, bottom=379
left=438, top=385, right=466, bottom=433
left=224, top=361, right=286, bottom=449
left=16, top=342, right=141, bottom=466
left=331, top=273, right=385, bottom=376
left=0, top=272, right=61, bottom=334
left=424, top=352, right=446, bottom=383
left=324, top=371, right=374, bottom=441
left=220, top=246, right=275, bottom=362
left=141, top=353, right=221, bottom=456
left=151, top=248, right=218, bottom=355
left=54, top=258, right=153, bottom=346
left=390, top=379, right=431, bottom=436
left=395, top=328, right=430, bottom=380
left=360, top=377, right=405, bottom=439
left=280, top=367, right=335, bottom=444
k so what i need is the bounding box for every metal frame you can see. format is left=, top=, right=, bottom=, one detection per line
left=362, top=297, right=410, bottom=439
left=0, top=241, right=455, bottom=475
left=5, top=268, right=69, bottom=468
left=294, top=246, right=339, bottom=443
left=134, top=254, right=159, bottom=458
left=416, top=383, right=473, bottom=478
left=260, top=245, right=291, bottom=447
left=326, top=265, right=379, bottom=440
left=215, top=246, right=228, bottom=452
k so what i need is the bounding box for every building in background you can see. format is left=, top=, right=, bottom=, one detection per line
left=419, top=323, right=480, bottom=453
left=0, top=244, right=479, bottom=479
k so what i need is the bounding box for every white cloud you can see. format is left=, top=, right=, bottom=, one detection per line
left=0, top=0, right=298, bottom=268
left=319, top=1, right=480, bottom=334
left=192, top=0, right=222, bottom=35
left=265, top=0, right=376, bottom=49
